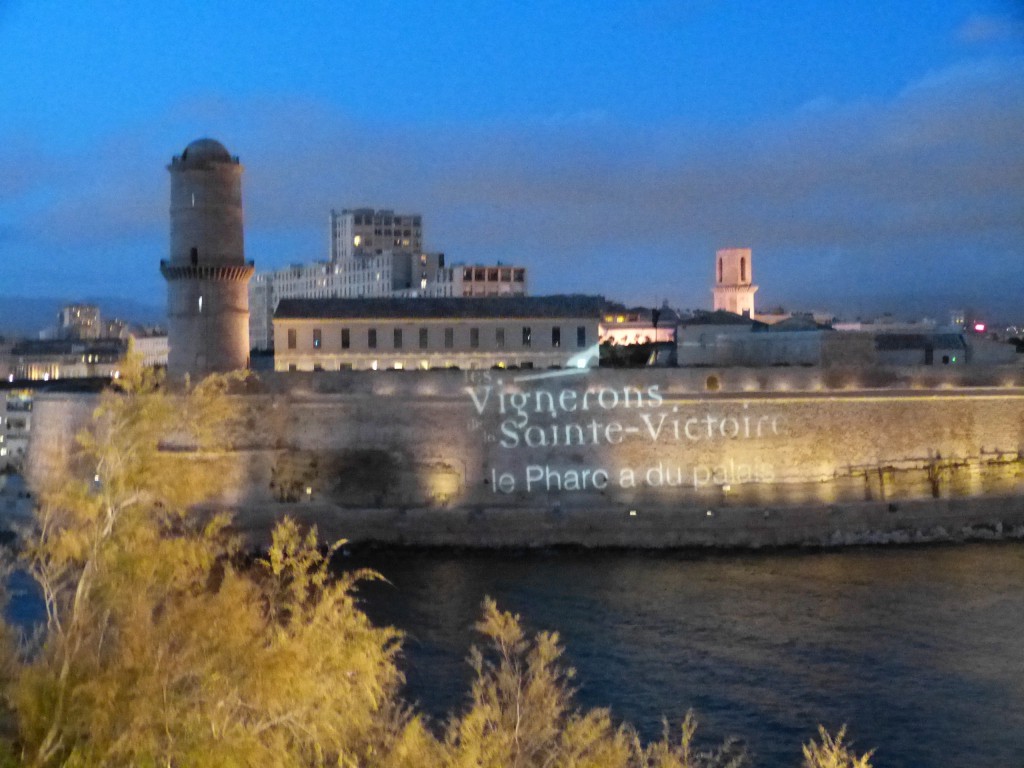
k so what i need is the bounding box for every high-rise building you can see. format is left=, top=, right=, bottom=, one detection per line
left=161, top=138, right=254, bottom=378
left=58, top=304, right=101, bottom=339
left=330, top=208, right=423, bottom=262
left=712, top=247, right=757, bottom=318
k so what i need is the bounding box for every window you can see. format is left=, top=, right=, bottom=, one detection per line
left=740, top=257, right=747, bottom=282
left=718, top=258, right=723, bottom=283
left=313, top=328, right=322, bottom=349
left=394, top=328, right=403, bottom=349
left=470, top=327, right=480, bottom=348
left=577, top=326, right=586, bottom=348
left=341, top=328, right=350, bottom=349
left=496, top=328, right=505, bottom=348
left=287, top=329, right=297, bottom=350
left=552, top=327, right=561, bottom=348
left=419, top=328, right=428, bottom=349
left=445, top=328, right=454, bottom=349
left=522, top=327, right=532, bottom=347
left=368, top=328, right=377, bottom=349
left=288, top=364, right=297, bottom=372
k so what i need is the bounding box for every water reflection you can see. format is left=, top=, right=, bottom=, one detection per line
left=341, top=542, right=1024, bottom=768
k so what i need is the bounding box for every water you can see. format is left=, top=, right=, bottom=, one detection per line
left=338, top=543, right=1024, bottom=768
left=6, top=541, right=1022, bottom=766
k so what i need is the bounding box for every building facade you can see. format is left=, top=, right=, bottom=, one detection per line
left=161, top=138, right=254, bottom=379
left=58, top=304, right=101, bottom=339
left=330, top=208, right=423, bottom=262
left=273, top=295, right=603, bottom=371
left=1, top=390, right=32, bottom=469
left=6, top=339, right=128, bottom=381
left=430, top=264, right=528, bottom=298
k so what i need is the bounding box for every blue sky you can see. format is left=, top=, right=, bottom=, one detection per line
left=1, top=0, right=1022, bottom=320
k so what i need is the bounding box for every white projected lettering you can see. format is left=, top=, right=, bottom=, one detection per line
left=466, top=375, right=783, bottom=494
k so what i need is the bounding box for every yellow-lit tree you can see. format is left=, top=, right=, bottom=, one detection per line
left=1, top=359, right=432, bottom=767
left=442, top=599, right=755, bottom=768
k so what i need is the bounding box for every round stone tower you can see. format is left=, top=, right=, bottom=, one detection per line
left=161, top=138, right=254, bottom=379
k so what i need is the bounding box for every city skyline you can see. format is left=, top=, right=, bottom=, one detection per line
left=1, top=1, right=1022, bottom=319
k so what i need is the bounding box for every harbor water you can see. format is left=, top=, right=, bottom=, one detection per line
left=339, top=542, right=1024, bottom=768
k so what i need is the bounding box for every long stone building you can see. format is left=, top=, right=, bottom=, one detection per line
left=272, top=295, right=603, bottom=371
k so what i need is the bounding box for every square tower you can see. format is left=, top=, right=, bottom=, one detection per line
left=712, top=247, right=758, bottom=317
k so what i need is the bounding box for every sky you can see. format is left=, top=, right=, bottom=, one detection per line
left=1, top=0, right=1022, bottom=321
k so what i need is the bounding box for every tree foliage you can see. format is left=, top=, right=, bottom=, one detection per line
left=801, top=726, right=874, bottom=768
left=443, top=599, right=752, bottom=768
left=1, top=360, right=421, bottom=767
left=0, top=355, right=876, bottom=767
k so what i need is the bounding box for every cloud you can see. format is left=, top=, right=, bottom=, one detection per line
left=1, top=55, right=1022, bottom=316
left=956, top=13, right=1024, bottom=44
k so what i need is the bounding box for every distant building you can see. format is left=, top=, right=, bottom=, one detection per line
left=874, top=334, right=968, bottom=366
left=249, top=208, right=529, bottom=352
left=272, top=295, right=603, bottom=371
left=130, top=334, right=169, bottom=368
left=430, top=263, right=528, bottom=298
left=677, top=310, right=877, bottom=367
left=330, top=208, right=423, bottom=262
left=58, top=304, right=101, bottom=339
left=1, top=390, right=32, bottom=469
left=7, top=338, right=128, bottom=381
left=712, top=248, right=757, bottom=318
left=600, top=304, right=678, bottom=346
left=250, top=250, right=451, bottom=351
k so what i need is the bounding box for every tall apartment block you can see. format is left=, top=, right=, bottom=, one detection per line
left=58, top=304, right=101, bottom=339
left=330, top=208, right=423, bottom=262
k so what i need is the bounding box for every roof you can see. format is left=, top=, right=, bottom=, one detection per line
left=603, top=304, right=682, bottom=325
left=275, top=295, right=607, bottom=321
left=174, top=138, right=236, bottom=167
left=874, top=333, right=967, bottom=351
left=767, top=314, right=831, bottom=332
left=10, top=338, right=128, bottom=356
left=680, top=310, right=764, bottom=328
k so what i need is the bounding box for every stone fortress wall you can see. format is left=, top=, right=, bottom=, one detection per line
left=25, top=365, right=1024, bottom=548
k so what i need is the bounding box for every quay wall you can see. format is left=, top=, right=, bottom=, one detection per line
left=24, top=367, right=1024, bottom=548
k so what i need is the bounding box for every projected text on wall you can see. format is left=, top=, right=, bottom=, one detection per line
left=466, top=373, right=782, bottom=494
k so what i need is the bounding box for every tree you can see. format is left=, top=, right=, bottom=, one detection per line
left=442, top=599, right=750, bottom=768
left=443, top=598, right=633, bottom=768
left=1, top=359, right=428, bottom=767
left=801, top=726, right=874, bottom=768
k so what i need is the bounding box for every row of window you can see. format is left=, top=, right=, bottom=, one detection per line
left=349, top=215, right=421, bottom=227
left=462, top=267, right=526, bottom=282
left=287, top=325, right=588, bottom=351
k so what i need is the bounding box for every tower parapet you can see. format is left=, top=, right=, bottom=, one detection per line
left=163, top=138, right=254, bottom=379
